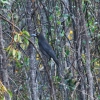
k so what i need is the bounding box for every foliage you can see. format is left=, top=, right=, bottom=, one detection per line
left=0, top=81, right=12, bottom=100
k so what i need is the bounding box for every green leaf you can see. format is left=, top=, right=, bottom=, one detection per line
left=57, top=20, right=61, bottom=25
left=55, top=6, right=59, bottom=11
left=20, top=44, right=26, bottom=50
left=24, top=57, right=29, bottom=66
left=1, top=0, right=10, bottom=5
left=6, top=45, right=11, bottom=51
left=49, top=15, right=53, bottom=21
left=17, top=51, right=21, bottom=60
left=65, top=49, right=70, bottom=56
left=14, top=34, right=18, bottom=42
left=7, top=89, right=12, bottom=99
left=14, top=34, right=22, bottom=43
left=91, top=58, right=98, bottom=64
left=8, top=47, right=13, bottom=56
left=60, top=30, right=65, bottom=37
left=56, top=11, right=61, bottom=17
left=15, top=61, right=22, bottom=68
left=23, top=38, right=29, bottom=47
left=0, top=95, right=4, bottom=100
left=22, top=31, right=30, bottom=37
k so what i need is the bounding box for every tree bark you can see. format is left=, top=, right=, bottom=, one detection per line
left=78, top=0, right=94, bottom=100
left=26, top=0, right=39, bottom=100
left=0, top=20, right=11, bottom=100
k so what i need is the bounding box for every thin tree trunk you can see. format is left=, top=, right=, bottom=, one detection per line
left=0, top=20, right=11, bottom=100
left=78, top=1, right=94, bottom=100
left=26, top=0, right=39, bottom=100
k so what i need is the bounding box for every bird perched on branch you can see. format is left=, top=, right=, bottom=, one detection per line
left=32, top=33, right=59, bottom=66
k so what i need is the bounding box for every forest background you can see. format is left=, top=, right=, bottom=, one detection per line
left=0, top=0, right=100, bottom=100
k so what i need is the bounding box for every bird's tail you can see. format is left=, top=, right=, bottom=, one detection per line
left=54, top=58, right=59, bottom=67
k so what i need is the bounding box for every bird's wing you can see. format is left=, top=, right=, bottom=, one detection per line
left=48, top=49, right=59, bottom=66
left=39, top=40, right=56, bottom=58
left=39, top=43, right=49, bottom=56
left=38, top=38, right=59, bottom=66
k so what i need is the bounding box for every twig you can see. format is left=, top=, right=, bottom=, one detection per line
left=0, top=14, right=21, bottom=31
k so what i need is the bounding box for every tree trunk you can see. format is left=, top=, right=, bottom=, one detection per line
left=78, top=0, right=94, bottom=100
left=0, top=20, right=11, bottom=100
left=26, top=0, right=39, bottom=100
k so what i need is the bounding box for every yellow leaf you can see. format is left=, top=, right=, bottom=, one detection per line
left=12, top=49, right=16, bottom=57
left=39, top=64, right=44, bottom=71
left=36, top=54, right=40, bottom=60
left=39, top=64, right=43, bottom=68
left=19, top=31, right=23, bottom=35
left=69, top=30, right=73, bottom=34
left=6, top=45, right=12, bottom=51
left=36, top=57, right=40, bottom=60
left=36, top=54, right=40, bottom=58
left=68, top=34, right=72, bottom=40
left=0, top=81, right=7, bottom=93
left=17, top=34, right=22, bottom=43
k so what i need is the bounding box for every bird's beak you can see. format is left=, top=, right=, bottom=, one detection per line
left=31, top=34, right=37, bottom=37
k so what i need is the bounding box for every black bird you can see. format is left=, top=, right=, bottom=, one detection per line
left=37, top=33, right=59, bottom=66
